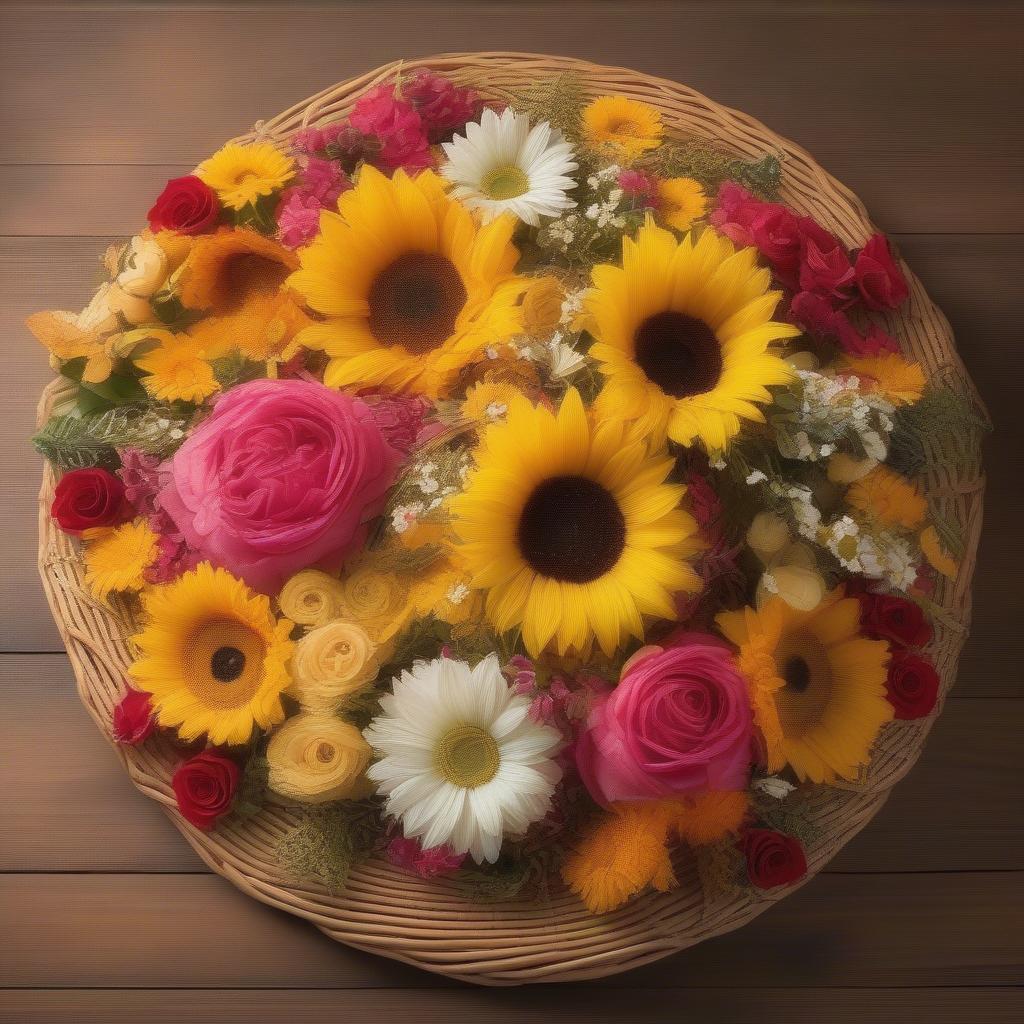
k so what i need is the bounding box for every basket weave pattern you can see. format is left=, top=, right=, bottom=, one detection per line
left=36, top=54, right=984, bottom=985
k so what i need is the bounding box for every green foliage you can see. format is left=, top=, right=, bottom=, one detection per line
left=32, top=406, right=190, bottom=471
left=886, top=384, right=988, bottom=479
left=648, top=143, right=783, bottom=199
left=499, top=71, right=588, bottom=145
left=276, top=800, right=383, bottom=892
left=750, top=785, right=823, bottom=846
left=231, top=754, right=270, bottom=822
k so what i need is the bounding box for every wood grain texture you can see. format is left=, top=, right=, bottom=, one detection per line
left=1, top=6, right=1022, bottom=233
left=3, top=988, right=1023, bottom=1024
left=2, top=655, right=1021, bottom=873
left=2, top=870, right=1021, bottom=989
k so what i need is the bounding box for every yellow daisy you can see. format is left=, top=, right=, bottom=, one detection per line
left=84, top=520, right=159, bottom=600
left=846, top=465, right=927, bottom=531
left=587, top=216, right=799, bottom=451
left=582, top=95, right=663, bottom=162
left=135, top=331, right=219, bottom=403
left=449, top=388, right=701, bottom=658
left=657, top=177, right=708, bottom=232
left=130, top=563, right=294, bottom=746
left=920, top=524, right=959, bottom=580
left=717, top=590, right=892, bottom=783
left=196, top=141, right=295, bottom=211
left=460, top=377, right=525, bottom=426
left=840, top=352, right=926, bottom=406
left=288, top=166, right=526, bottom=398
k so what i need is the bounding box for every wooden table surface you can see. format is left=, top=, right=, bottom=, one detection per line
left=1, top=3, right=1021, bottom=1021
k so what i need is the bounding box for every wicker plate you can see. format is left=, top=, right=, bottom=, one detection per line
left=36, top=53, right=985, bottom=985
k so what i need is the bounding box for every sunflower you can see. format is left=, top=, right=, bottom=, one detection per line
left=135, top=331, right=219, bottom=403
left=84, top=520, right=159, bottom=600
left=288, top=166, right=526, bottom=398
left=196, top=141, right=295, bottom=211
left=657, top=177, right=708, bottom=232
left=449, top=388, right=701, bottom=658
left=130, top=563, right=294, bottom=746
left=582, top=95, right=663, bottom=162
left=846, top=465, right=927, bottom=530
left=716, top=590, right=892, bottom=783
left=587, top=217, right=799, bottom=451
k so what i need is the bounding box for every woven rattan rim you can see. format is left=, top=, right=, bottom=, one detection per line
left=36, top=53, right=985, bottom=985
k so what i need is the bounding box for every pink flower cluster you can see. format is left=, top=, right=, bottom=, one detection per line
left=711, top=183, right=909, bottom=356
left=276, top=155, right=351, bottom=249
left=617, top=169, right=661, bottom=210
left=403, top=69, right=482, bottom=144
left=385, top=836, right=465, bottom=878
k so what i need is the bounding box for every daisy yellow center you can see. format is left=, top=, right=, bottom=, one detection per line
left=367, top=252, right=468, bottom=354
left=517, top=475, right=626, bottom=583
left=608, top=118, right=641, bottom=136
left=634, top=310, right=723, bottom=399
left=182, top=618, right=267, bottom=709
left=435, top=724, right=500, bottom=788
left=480, top=164, right=530, bottom=201
left=773, top=633, right=834, bottom=738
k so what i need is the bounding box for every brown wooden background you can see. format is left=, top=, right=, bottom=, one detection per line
left=1, top=2, right=1021, bottom=1021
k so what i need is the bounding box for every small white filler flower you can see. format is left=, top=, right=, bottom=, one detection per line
left=441, top=106, right=578, bottom=226
left=363, top=654, right=563, bottom=863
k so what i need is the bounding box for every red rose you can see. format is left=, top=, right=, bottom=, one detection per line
left=112, top=688, right=156, bottom=745
left=739, top=828, right=808, bottom=889
left=51, top=467, right=133, bottom=535
left=886, top=650, right=940, bottom=719
left=172, top=751, right=239, bottom=830
left=857, top=591, right=933, bottom=648
left=797, top=218, right=855, bottom=298
left=854, top=234, right=909, bottom=311
left=147, top=175, right=220, bottom=235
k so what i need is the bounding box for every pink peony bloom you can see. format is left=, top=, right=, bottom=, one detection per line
left=854, top=233, right=910, bottom=311
left=404, top=69, right=482, bottom=143
left=797, top=217, right=855, bottom=298
left=160, top=378, right=400, bottom=594
left=575, top=635, right=753, bottom=806
left=386, top=836, right=465, bottom=878
left=350, top=85, right=433, bottom=172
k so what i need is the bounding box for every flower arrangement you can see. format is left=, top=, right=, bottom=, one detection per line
left=32, top=64, right=985, bottom=921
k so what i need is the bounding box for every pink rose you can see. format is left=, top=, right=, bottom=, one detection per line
left=797, top=218, right=854, bottom=298
left=161, top=378, right=399, bottom=593
left=350, top=85, right=433, bottom=172
left=575, top=635, right=753, bottom=806
left=854, top=234, right=909, bottom=310
left=404, top=70, right=482, bottom=143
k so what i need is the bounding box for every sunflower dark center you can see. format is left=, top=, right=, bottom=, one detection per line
left=634, top=310, right=723, bottom=399
left=367, top=251, right=467, bottom=354
left=517, top=475, right=626, bottom=583
left=783, top=656, right=812, bottom=694
left=211, top=646, right=246, bottom=683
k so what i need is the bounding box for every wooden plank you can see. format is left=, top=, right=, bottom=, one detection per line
left=2, top=655, right=1021, bottom=872
left=0, top=871, right=1019, bottom=988
left=3, top=234, right=1019, bottom=688
left=1, top=8, right=1022, bottom=233
left=2, top=987, right=1022, bottom=1024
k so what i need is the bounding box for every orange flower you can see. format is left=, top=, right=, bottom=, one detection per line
left=847, top=465, right=927, bottom=530
left=841, top=352, right=926, bottom=405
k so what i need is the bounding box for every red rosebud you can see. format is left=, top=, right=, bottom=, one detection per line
left=885, top=649, right=940, bottom=719
left=51, top=467, right=134, bottom=535
left=112, top=688, right=156, bottom=745
left=739, top=828, right=808, bottom=889
left=797, top=217, right=855, bottom=299
left=171, top=751, right=239, bottom=830
left=147, top=175, right=220, bottom=235
left=854, top=234, right=909, bottom=311
left=857, top=591, right=933, bottom=648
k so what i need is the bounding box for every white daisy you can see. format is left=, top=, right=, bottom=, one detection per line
left=363, top=654, right=562, bottom=863
left=441, top=107, right=578, bottom=226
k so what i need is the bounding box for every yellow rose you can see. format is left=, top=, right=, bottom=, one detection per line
left=521, top=276, right=564, bottom=335
left=291, top=621, right=379, bottom=712
left=266, top=713, right=372, bottom=804
left=278, top=569, right=346, bottom=629
left=116, top=234, right=170, bottom=298
left=337, top=563, right=411, bottom=644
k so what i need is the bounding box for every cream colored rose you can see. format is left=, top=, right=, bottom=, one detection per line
left=116, top=234, right=169, bottom=298
left=278, top=569, right=346, bottom=628
left=267, top=713, right=372, bottom=803
left=746, top=511, right=791, bottom=564
left=76, top=283, right=121, bottom=335
left=290, top=621, right=379, bottom=712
